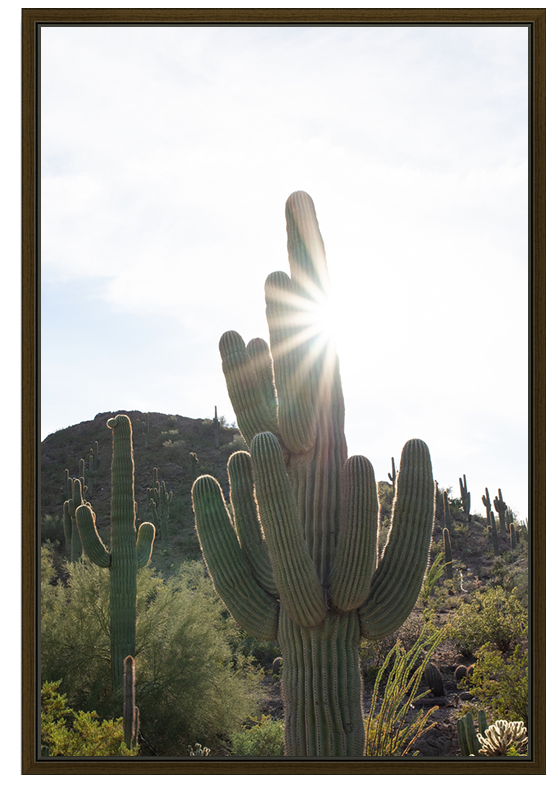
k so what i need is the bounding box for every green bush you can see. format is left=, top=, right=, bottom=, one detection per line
left=41, top=548, right=260, bottom=755
left=449, top=586, right=527, bottom=656
left=462, top=643, right=528, bottom=725
left=229, top=714, right=285, bottom=756
left=41, top=680, right=136, bottom=756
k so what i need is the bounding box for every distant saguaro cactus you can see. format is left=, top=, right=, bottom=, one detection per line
left=493, top=488, right=508, bottom=534
left=388, top=456, right=397, bottom=488
left=213, top=406, right=220, bottom=448
left=442, top=527, right=453, bottom=581
left=76, top=415, right=156, bottom=690
left=192, top=191, right=435, bottom=757
left=459, top=474, right=471, bottom=521
left=482, top=487, right=492, bottom=526
left=63, top=477, right=84, bottom=562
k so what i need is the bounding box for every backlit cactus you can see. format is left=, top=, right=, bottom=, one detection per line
left=192, top=191, right=435, bottom=757
left=147, top=467, right=173, bottom=548
left=442, top=527, right=453, bottom=581
left=75, top=415, right=156, bottom=690
left=477, top=719, right=527, bottom=756
left=459, top=474, right=471, bottom=521
left=494, top=488, right=508, bottom=534
left=123, top=655, right=139, bottom=750
left=63, top=477, right=84, bottom=562
left=482, top=487, right=492, bottom=526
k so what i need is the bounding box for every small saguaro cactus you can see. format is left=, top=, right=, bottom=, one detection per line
left=213, top=406, right=220, bottom=448
left=459, top=474, right=471, bottom=521
left=189, top=452, right=199, bottom=480
left=76, top=415, right=156, bottom=691
left=123, top=655, right=139, bottom=750
left=493, top=488, right=508, bottom=534
left=63, top=477, right=85, bottom=562
left=457, top=710, right=488, bottom=756
left=192, top=191, right=435, bottom=757
left=509, top=522, right=518, bottom=550
left=488, top=510, right=500, bottom=556
left=442, top=527, right=453, bottom=581
left=482, top=487, right=492, bottom=526
left=442, top=489, right=452, bottom=533
left=388, top=456, right=397, bottom=488
left=147, top=467, right=173, bottom=548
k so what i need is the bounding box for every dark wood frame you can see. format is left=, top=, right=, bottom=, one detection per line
left=22, top=7, right=546, bottom=775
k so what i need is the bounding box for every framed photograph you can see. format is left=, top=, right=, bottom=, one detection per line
left=22, top=7, right=545, bottom=775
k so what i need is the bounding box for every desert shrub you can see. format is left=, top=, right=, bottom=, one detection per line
left=41, top=513, right=64, bottom=546
left=449, top=586, right=527, bottom=656
left=462, top=643, right=528, bottom=726
left=229, top=714, right=285, bottom=756
left=41, top=680, right=136, bottom=756
left=41, top=548, right=260, bottom=755
left=221, top=432, right=249, bottom=453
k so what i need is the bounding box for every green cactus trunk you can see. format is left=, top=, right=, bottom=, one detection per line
left=192, top=192, right=435, bottom=757
left=76, top=415, right=155, bottom=691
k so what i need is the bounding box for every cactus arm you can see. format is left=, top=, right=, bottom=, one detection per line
left=75, top=504, right=111, bottom=568
left=219, top=330, right=281, bottom=446
left=251, top=432, right=328, bottom=628
left=246, top=337, right=278, bottom=423
left=136, top=522, right=156, bottom=568
left=330, top=455, right=379, bottom=611
left=227, top=450, right=277, bottom=597
left=192, top=474, right=279, bottom=640
left=358, top=439, right=434, bottom=640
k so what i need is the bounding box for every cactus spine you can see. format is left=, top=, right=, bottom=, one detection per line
left=493, top=488, right=508, bottom=534
left=75, top=415, right=155, bottom=690
left=459, top=474, right=471, bottom=521
left=192, top=191, right=435, bottom=757
left=442, top=527, right=453, bottom=581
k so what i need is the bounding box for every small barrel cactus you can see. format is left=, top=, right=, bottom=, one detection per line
left=454, top=664, right=468, bottom=683
left=424, top=662, right=445, bottom=697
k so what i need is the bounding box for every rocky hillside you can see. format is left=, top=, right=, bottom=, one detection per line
left=41, top=409, right=246, bottom=570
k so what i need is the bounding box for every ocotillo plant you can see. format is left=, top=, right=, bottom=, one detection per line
left=482, top=487, right=492, bottom=526
left=459, top=474, right=471, bottom=522
left=192, top=191, right=435, bottom=757
left=388, top=456, right=396, bottom=488
left=442, top=527, right=453, bottom=581
left=76, top=415, right=156, bottom=691
left=493, top=488, right=508, bottom=534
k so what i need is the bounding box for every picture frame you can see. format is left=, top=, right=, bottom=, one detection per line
left=22, top=7, right=546, bottom=776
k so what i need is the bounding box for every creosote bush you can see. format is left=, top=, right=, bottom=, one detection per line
left=229, top=714, right=285, bottom=756
left=41, top=547, right=260, bottom=755
left=462, top=642, right=528, bottom=726
left=449, top=586, right=527, bottom=656
left=41, top=680, right=136, bottom=756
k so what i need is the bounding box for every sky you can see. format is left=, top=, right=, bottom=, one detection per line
left=40, top=23, right=529, bottom=521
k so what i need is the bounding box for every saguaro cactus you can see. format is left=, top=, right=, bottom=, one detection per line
left=482, top=487, right=492, bottom=526
left=75, top=415, right=156, bottom=690
left=192, top=191, right=435, bottom=757
left=459, top=474, right=471, bottom=521
left=123, top=655, right=139, bottom=750
left=442, top=527, right=453, bottom=581
left=493, top=488, right=508, bottom=534
left=63, top=477, right=84, bottom=562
